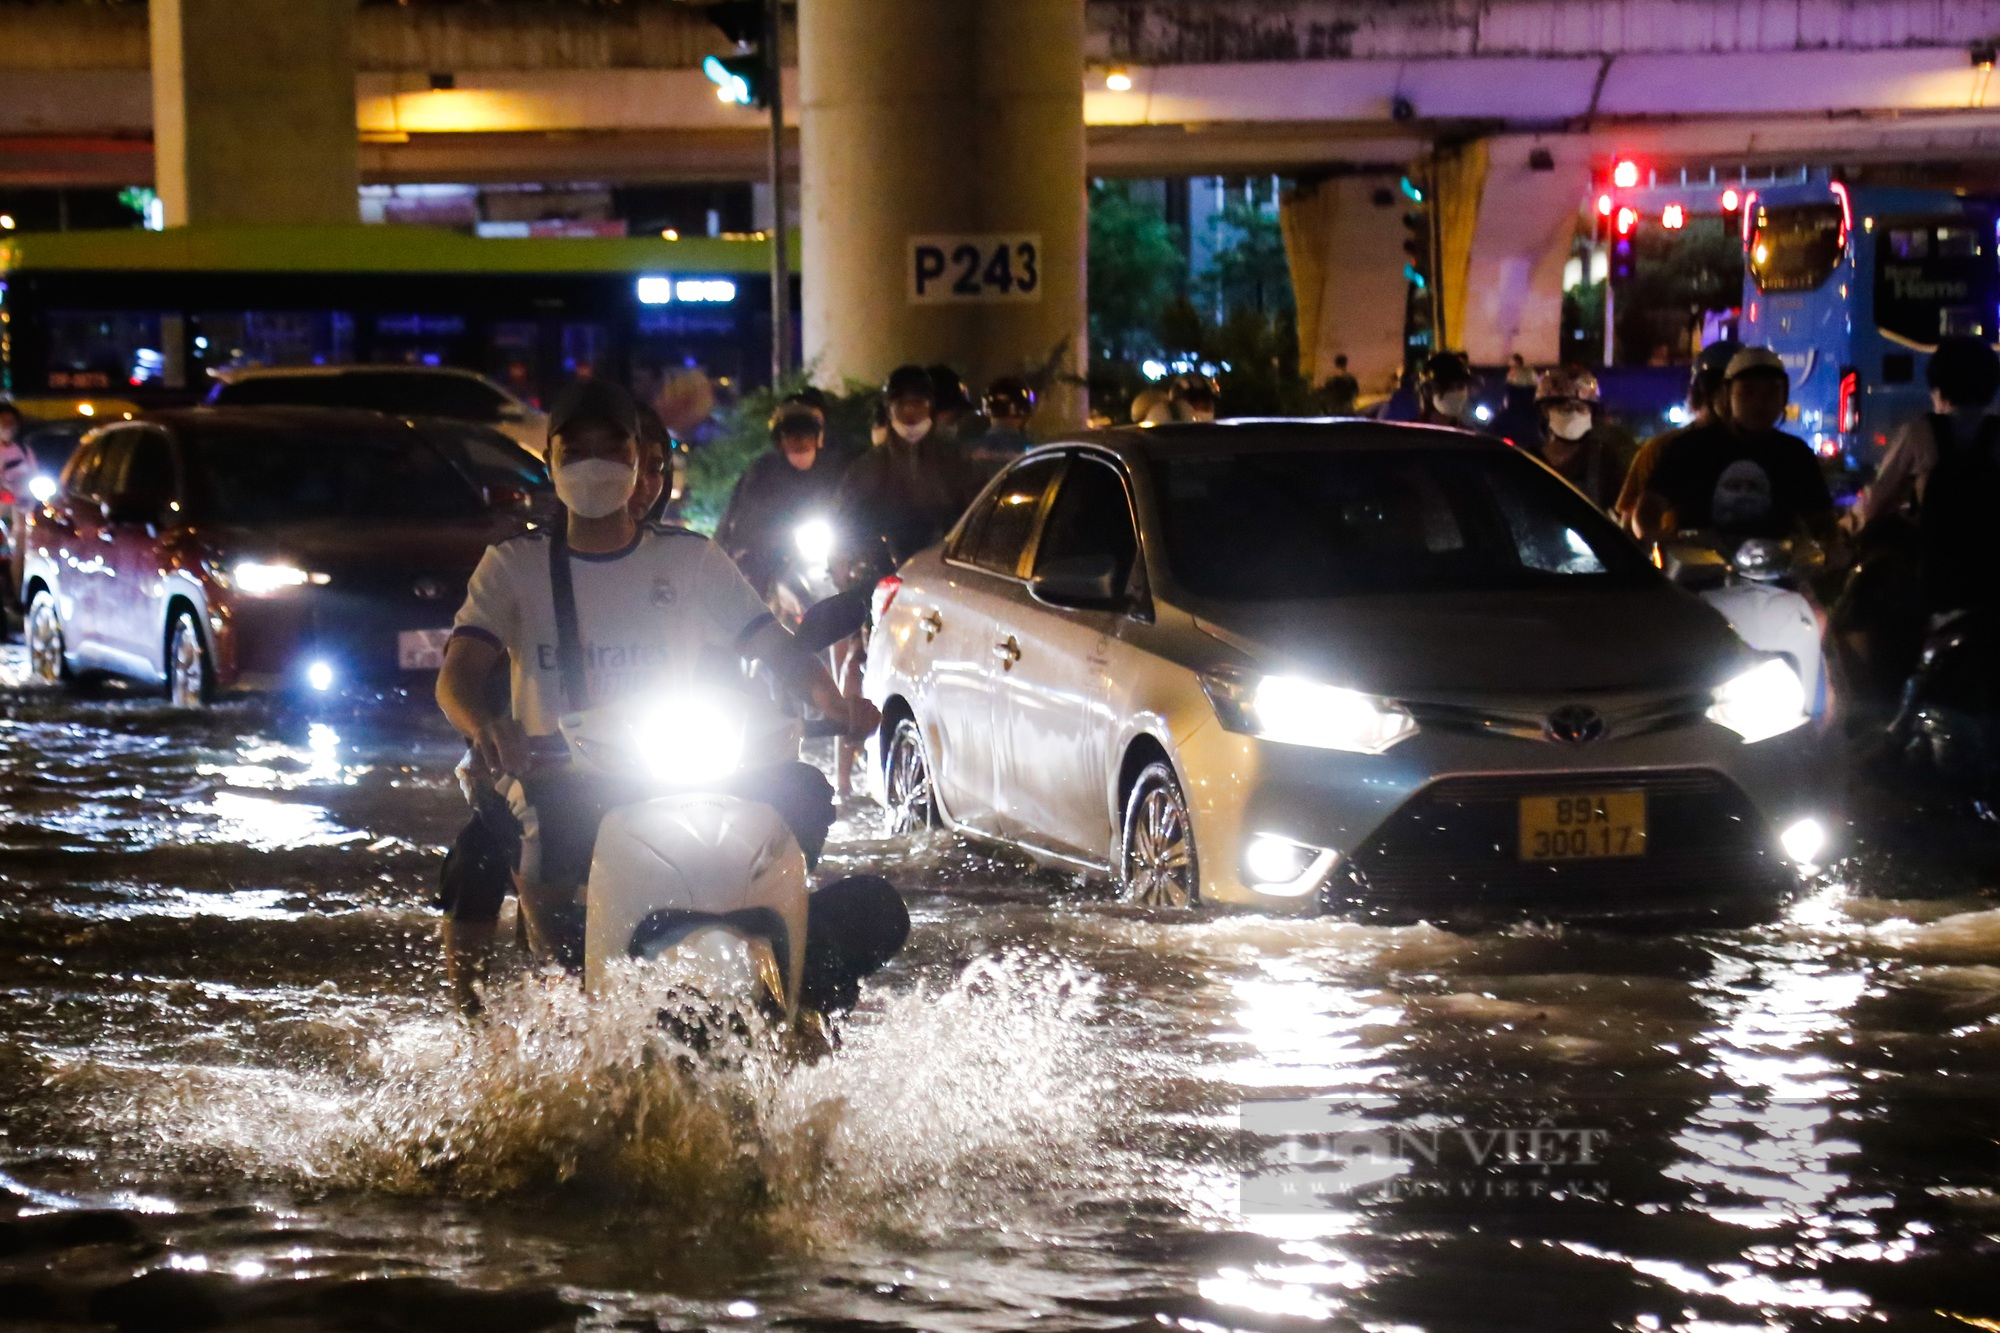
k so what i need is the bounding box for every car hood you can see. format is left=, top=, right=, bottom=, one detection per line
left=1190, top=585, right=1753, bottom=698
left=203, top=516, right=510, bottom=575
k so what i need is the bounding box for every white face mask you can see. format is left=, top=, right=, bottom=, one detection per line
left=1548, top=407, right=1593, bottom=441
left=1433, top=388, right=1469, bottom=418
left=554, top=457, right=637, bottom=519
left=891, top=416, right=931, bottom=444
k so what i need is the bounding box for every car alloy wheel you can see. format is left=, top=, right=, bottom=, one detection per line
left=883, top=718, right=936, bottom=835
left=26, top=589, right=66, bottom=686
left=168, top=611, right=212, bottom=709
left=1121, top=761, right=1199, bottom=908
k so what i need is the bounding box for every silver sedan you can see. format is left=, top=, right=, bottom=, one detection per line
left=861, top=421, right=1836, bottom=924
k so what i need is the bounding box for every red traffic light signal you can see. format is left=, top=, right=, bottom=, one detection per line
left=1612, top=159, right=1641, bottom=189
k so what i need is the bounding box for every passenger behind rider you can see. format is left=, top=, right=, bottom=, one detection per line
left=1526, top=366, right=1628, bottom=511
left=715, top=398, right=848, bottom=599
left=433, top=378, right=880, bottom=1007
left=1636, top=346, right=1833, bottom=541
left=1616, top=338, right=1742, bottom=536
left=1416, top=351, right=1481, bottom=430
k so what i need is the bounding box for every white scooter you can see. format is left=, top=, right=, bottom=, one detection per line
left=1659, top=534, right=1829, bottom=717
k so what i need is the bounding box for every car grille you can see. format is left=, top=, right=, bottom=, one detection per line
left=1328, top=768, right=1790, bottom=920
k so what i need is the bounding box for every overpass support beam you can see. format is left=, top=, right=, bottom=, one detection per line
left=1457, top=135, right=1589, bottom=369
left=149, top=0, right=358, bottom=226
left=799, top=0, right=1085, bottom=423
left=1280, top=174, right=1411, bottom=402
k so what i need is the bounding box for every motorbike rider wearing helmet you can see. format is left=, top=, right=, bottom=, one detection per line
left=434, top=378, right=880, bottom=1001
left=716, top=398, right=849, bottom=599
left=928, top=364, right=975, bottom=441
left=1418, top=351, right=1480, bottom=429
left=1637, top=347, right=1832, bottom=540
left=1528, top=366, right=1628, bottom=510
left=832, top=364, right=984, bottom=569
left=965, top=376, right=1036, bottom=475
left=1169, top=372, right=1220, bottom=423
left=1616, top=339, right=1741, bottom=536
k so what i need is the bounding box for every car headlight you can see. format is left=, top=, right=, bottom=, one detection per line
left=1200, top=667, right=1418, bottom=754
left=1707, top=657, right=1808, bottom=743
left=225, top=561, right=328, bottom=595
left=636, top=698, right=746, bottom=786
left=794, top=518, right=834, bottom=572
left=26, top=475, right=57, bottom=503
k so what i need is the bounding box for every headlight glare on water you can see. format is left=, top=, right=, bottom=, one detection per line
left=1707, top=658, right=1809, bottom=743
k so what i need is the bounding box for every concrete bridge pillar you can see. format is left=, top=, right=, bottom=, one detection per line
left=798, top=0, right=1085, bottom=424
left=1456, top=134, right=1590, bottom=370
left=149, top=0, right=358, bottom=226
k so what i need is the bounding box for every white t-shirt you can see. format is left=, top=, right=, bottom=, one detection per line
left=450, top=522, right=772, bottom=735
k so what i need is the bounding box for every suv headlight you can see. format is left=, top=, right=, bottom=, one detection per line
left=1200, top=667, right=1417, bottom=754
left=217, top=560, right=330, bottom=595
left=1707, top=658, right=1808, bottom=743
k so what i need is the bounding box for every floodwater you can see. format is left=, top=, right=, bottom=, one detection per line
left=2, top=672, right=1998, bottom=1333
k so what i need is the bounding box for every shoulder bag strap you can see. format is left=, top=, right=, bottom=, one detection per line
left=546, top=517, right=589, bottom=713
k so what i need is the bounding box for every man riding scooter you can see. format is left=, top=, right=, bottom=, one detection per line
left=434, top=378, right=887, bottom=1015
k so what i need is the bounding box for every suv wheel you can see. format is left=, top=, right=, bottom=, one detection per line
left=167, top=610, right=212, bottom=709
left=883, top=718, right=935, bottom=835
left=25, top=588, right=67, bottom=686
left=1120, top=761, right=1198, bottom=908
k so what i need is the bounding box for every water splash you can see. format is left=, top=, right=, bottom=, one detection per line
left=95, top=953, right=1107, bottom=1251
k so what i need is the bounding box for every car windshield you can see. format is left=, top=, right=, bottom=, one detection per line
left=187, top=426, right=484, bottom=524
left=213, top=372, right=506, bottom=421
left=1151, top=444, right=1652, bottom=601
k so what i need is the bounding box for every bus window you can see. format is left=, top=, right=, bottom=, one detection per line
left=45, top=311, right=165, bottom=391
left=194, top=311, right=354, bottom=370
left=1875, top=219, right=1994, bottom=347
left=1748, top=204, right=1843, bottom=294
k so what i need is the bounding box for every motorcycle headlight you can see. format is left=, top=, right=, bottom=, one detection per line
left=26, top=475, right=57, bottom=503
left=794, top=519, right=835, bottom=572
left=1707, top=657, right=1808, bottom=743
left=1200, top=667, right=1417, bottom=754
left=636, top=698, right=746, bottom=785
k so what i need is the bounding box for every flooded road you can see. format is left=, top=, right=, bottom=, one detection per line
left=3, top=671, right=1999, bottom=1332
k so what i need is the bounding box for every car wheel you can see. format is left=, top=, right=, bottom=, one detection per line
left=882, top=717, right=936, bottom=835
left=167, top=610, right=212, bottom=709
left=25, top=588, right=67, bottom=686
left=1120, top=761, right=1199, bottom=908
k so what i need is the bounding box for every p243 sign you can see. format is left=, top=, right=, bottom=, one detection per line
left=908, top=234, right=1042, bottom=304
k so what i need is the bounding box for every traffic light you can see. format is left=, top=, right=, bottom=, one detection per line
left=1401, top=207, right=1430, bottom=290
left=702, top=1, right=773, bottom=109
left=1611, top=206, right=1639, bottom=282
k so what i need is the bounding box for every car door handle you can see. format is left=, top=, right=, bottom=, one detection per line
left=992, top=636, right=1021, bottom=667
left=917, top=610, right=942, bottom=640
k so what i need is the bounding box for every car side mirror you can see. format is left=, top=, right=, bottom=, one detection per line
left=483, top=484, right=532, bottom=511
left=498, top=404, right=528, bottom=423
left=1029, top=554, right=1122, bottom=607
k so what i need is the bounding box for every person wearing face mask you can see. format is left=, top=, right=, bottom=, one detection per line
left=1417, top=351, right=1480, bottom=429
left=832, top=364, right=983, bottom=569
left=715, top=398, right=850, bottom=598
left=433, top=377, right=879, bottom=1004
left=1640, top=347, right=1832, bottom=540
left=1527, top=366, right=1627, bottom=511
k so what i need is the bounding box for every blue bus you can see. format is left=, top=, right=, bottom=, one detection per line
left=1739, top=178, right=1998, bottom=467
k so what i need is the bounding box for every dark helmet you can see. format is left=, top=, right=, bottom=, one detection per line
left=927, top=364, right=972, bottom=415
left=983, top=376, right=1035, bottom=420
left=768, top=400, right=825, bottom=441
left=1421, top=350, right=1475, bottom=391
left=1690, top=337, right=1743, bottom=401
left=883, top=364, right=934, bottom=403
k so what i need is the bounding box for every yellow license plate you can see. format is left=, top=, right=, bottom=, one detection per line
left=1519, top=791, right=1647, bottom=861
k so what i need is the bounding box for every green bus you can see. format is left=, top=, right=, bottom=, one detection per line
left=0, top=224, right=794, bottom=408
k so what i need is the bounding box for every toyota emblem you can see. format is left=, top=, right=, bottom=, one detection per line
left=412, top=576, right=450, bottom=601
left=1545, top=704, right=1606, bottom=745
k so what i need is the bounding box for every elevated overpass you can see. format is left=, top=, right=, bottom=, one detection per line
left=5, top=0, right=1997, bottom=394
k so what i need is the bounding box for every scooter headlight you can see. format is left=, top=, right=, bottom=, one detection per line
left=794, top=518, right=835, bottom=573
left=636, top=699, right=746, bottom=785
left=1707, top=657, right=1809, bottom=743
left=1201, top=667, right=1417, bottom=754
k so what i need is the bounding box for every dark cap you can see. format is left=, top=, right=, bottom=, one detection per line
left=548, top=377, right=640, bottom=442
left=883, top=364, right=934, bottom=402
